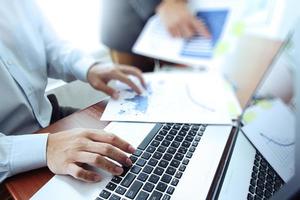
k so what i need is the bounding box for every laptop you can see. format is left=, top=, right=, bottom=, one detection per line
left=31, top=35, right=286, bottom=200
left=93, top=36, right=287, bottom=200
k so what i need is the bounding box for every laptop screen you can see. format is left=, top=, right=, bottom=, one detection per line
left=216, top=33, right=297, bottom=199
left=224, top=35, right=284, bottom=111
left=241, top=34, right=296, bottom=181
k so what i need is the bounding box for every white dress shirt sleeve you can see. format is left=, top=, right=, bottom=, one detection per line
left=30, top=1, right=98, bottom=82
left=0, top=133, right=48, bottom=183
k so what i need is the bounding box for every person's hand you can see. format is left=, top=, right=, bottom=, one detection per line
left=87, top=64, right=146, bottom=99
left=156, top=0, right=211, bottom=38
left=46, top=128, right=136, bottom=182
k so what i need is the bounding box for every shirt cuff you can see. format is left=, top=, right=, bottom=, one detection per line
left=72, top=57, right=99, bottom=82
left=10, top=134, right=49, bottom=176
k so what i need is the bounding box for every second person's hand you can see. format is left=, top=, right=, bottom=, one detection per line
left=157, top=0, right=211, bottom=38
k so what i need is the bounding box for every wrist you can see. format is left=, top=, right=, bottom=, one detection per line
left=87, top=62, right=101, bottom=84
left=164, top=0, right=187, bottom=2
left=156, top=0, right=187, bottom=13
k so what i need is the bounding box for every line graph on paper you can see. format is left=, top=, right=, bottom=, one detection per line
left=258, top=130, right=295, bottom=182
left=242, top=99, right=295, bottom=182
left=245, top=128, right=295, bottom=182
left=259, top=132, right=295, bottom=147
left=258, top=131, right=295, bottom=171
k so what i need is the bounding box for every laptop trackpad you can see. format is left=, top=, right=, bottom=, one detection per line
left=218, top=132, right=256, bottom=200
left=172, top=125, right=232, bottom=200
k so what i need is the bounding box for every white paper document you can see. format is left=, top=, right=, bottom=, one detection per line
left=101, top=72, right=241, bottom=124
left=133, top=8, right=229, bottom=67
left=242, top=99, right=295, bottom=182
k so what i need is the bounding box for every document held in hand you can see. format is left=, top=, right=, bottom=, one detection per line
left=133, top=9, right=229, bottom=67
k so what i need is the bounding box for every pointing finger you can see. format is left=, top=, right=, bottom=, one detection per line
left=110, top=71, right=142, bottom=95
left=192, top=18, right=211, bottom=38
left=119, top=66, right=146, bottom=88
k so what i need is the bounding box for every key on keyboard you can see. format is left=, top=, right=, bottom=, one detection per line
left=247, top=152, right=284, bottom=200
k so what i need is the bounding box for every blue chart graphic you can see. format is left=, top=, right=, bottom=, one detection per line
left=181, top=10, right=229, bottom=58
left=124, top=95, right=149, bottom=114
left=118, top=84, right=153, bottom=115
left=260, top=132, right=295, bottom=147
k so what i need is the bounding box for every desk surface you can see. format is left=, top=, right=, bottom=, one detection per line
left=5, top=101, right=109, bottom=200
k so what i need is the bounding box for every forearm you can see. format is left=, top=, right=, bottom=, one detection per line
left=41, top=19, right=97, bottom=82
left=0, top=133, right=48, bottom=183
left=45, top=41, right=97, bottom=82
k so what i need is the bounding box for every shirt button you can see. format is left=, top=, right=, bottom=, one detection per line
left=6, top=60, right=13, bottom=65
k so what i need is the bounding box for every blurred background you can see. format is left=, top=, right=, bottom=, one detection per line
left=36, top=0, right=300, bottom=110
left=37, top=0, right=108, bottom=109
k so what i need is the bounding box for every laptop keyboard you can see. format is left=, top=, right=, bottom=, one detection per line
left=96, top=123, right=206, bottom=200
left=247, top=152, right=284, bottom=200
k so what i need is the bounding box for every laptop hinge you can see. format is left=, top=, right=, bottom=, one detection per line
left=206, top=125, right=240, bottom=199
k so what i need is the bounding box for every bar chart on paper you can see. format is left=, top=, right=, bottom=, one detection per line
left=133, top=9, right=229, bottom=66
left=181, top=10, right=229, bottom=58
